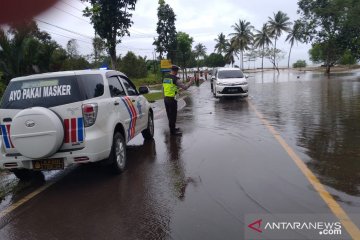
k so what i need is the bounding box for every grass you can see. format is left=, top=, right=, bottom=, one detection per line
left=143, top=91, right=163, bottom=103
left=132, top=73, right=162, bottom=88
left=132, top=73, right=164, bottom=102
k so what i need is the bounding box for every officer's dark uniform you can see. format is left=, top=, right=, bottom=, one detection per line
left=163, top=65, right=192, bottom=136
left=163, top=70, right=180, bottom=135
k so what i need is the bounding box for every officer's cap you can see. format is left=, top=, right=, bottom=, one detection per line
left=171, top=65, right=180, bottom=71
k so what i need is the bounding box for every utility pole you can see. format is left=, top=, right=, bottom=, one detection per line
left=153, top=51, right=158, bottom=82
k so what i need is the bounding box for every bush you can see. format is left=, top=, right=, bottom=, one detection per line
left=293, top=60, right=307, bottom=68
left=339, top=50, right=357, bottom=65
left=119, top=52, right=147, bottom=78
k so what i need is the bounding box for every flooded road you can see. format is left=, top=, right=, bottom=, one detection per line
left=0, top=69, right=359, bottom=239
left=250, top=70, right=360, bottom=198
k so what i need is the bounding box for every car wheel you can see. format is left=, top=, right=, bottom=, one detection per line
left=109, top=132, right=126, bottom=174
left=213, top=86, right=219, bottom=98
left=142, top=112, right=154, bottom=140
left=11, top=169, right=44, bottom=182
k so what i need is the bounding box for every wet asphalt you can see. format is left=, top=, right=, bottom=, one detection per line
left=0, top=69, right=359, bottom=239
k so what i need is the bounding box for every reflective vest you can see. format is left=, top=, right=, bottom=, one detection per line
left=163, top=77, right=178, bottom=97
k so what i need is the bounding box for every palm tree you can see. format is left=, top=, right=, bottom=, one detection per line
left=286, top=20, right=303, bottom=68
left=214, top=33, right=227, bottom=55
left=267, top=11, right=292, bottom=69
left=224, top=40, right=236, bottom=67
left=194, top=43, right=207, bottom=72
left=229, top=19, right=254, bottom=70
left=194, top=43, right=207, bottom=60
left=254, top=24, right=272, bottom=70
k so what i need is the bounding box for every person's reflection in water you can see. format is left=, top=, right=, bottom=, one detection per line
left=164, top=134, right=195, bottom=200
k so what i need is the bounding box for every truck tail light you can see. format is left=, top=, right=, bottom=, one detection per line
left=82, top=103, right=98, bottom=127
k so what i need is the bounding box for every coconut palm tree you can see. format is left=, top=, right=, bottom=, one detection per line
left=229, top=19, right=254, bottom=70
left=267, top=11, right=292, bottom=69
left=286, top=20, right=303, bottom=68
left=253, top=24, right=272, bottom=70
left=214, top=33, right=227, bottom=55
left=194, top=43, right=207, bottom=60
left=194, top=43, right=207, bottom=72
left=224, top=40, right=236, bottom=67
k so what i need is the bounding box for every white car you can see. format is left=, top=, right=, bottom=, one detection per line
left=0, top=70, right=154, bottom=180
left=211, top=68, right=248, bottom=98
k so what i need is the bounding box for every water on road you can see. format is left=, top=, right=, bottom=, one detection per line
left=0, top=69, right=359, bottom=239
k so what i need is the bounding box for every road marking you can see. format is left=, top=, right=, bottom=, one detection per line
left=249, top=100, right=360, bottom=239
left=0, top=180, right=56, bottom=219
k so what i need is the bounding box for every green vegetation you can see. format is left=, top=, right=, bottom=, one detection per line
left=176, top=32, right=193, bottom=80
left=0, top=21, right=91, bottom=84
left=298, top=0, right=360, bottom=74
left=267, top=11, right=292, bottom=72
left=143, top=91, right=163, bottom=102
left=194, top=43, right=207, bottom=70
left=153, top=0, right=177, bottom=62
left=254, top=24, right=272, bottom=69
left=1, top=0, right=359, bottom=92
left=214, top=33, right=227, bottom=55
left=286, top=20, right=303, bottom=68
left=339, top=50, right=357, bottom=66
left=82, top=0, right=137, bottom=69
left=205, top=53, right=226, bottom=68
left=293, top=60, right=307, bottom=68
left=119, top=51, right=147, bottom=79
left=132, top=73, right=161, bottom=88
left=229, top=19, right=254, bottom=70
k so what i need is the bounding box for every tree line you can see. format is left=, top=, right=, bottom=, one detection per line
left=153, top=0, right=360, bottom=75
left=0, top=21, right=152, bottom=88
left=1, top=0, right=359, bottom=88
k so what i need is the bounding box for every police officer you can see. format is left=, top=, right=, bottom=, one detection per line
left=163, top=65, right=194, bottom=136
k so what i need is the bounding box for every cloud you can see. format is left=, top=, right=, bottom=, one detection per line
left=36, top=0, right=310, bottom=66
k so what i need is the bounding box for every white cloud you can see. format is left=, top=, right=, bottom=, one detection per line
left=35, top=0, right=310, bottom=66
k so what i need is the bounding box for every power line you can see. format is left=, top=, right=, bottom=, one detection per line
left=129, top=29, right=156, bottom=37
left=77, top=0, right=88, bottom=7
left=60, top=0, right=84, bottom=12
left=53, top=6, right=90, bottom=23
left=35, top=18, right=94, bottom=40
left=61, top=1, right=155, bottom=38
left=38, top=26, right=93, bottom=45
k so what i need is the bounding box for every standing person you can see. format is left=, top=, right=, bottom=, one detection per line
left=163, top=65, right=194, bottom=136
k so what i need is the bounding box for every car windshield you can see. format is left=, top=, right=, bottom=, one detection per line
left=218, top=70, right=244, bottom=79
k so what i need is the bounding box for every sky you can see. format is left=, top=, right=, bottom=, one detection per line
left=36, top=0, right=312, bottom=68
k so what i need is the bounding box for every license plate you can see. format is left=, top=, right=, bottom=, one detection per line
left=228, top=88, right=239, bottom=92
left=33, top=158, right=64, bottom=170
